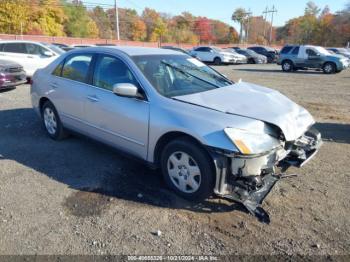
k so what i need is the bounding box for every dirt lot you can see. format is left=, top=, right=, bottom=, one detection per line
left=0, top=64, right=349, bottom=257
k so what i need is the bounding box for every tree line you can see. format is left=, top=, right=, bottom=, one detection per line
left=0, top=0, right=239, bottom=44
left=0, top=0, right=349, bottom=46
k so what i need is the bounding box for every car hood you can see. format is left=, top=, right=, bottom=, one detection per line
left=220, top=51, right=235, bottom=56
left=325, top=54, right=343, bottom=60
left=174, top=82, right=315, bottom=141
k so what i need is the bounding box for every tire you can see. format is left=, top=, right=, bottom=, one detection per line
left=41, top=100, right=68, bottom=140
left=323, top=62, right=336, bottom=74
left=160, top=137, right=215, bottom=201
left=213, top=57, right=222, bottom=65
left=282, top=60, right=293, bottom=72
left=248, top=58, right=256, bottom=64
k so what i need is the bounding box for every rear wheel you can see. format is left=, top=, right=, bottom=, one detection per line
left=41, top=101, right=68, bottom=140
left=282, top=60, right=293, bottom=72
left=323, top=62, right=336, bottom=74
left=248, top=58, right=256, bottom=64
left=160, top=137, right=215, bottom=201
left=213, top=57, right=222, bottom=65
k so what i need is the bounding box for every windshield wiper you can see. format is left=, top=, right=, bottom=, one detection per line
left=161, top=61, right=221, bottom=88
left=179, top=64, right=233, bottom=85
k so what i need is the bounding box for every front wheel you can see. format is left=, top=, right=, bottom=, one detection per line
left=160, top=137, right=215, bottom=201
left=282, top=60, right=293, bottom=72
left=41, top=101, right=68, bottom=140
left=213, top=57, right=222, bottom=65
left=323, top=62, right=336, bottom=74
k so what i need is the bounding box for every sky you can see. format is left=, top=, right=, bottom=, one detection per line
left=97, top=0, right=347, bottom=29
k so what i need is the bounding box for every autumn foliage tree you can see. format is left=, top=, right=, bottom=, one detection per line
left=194, top=17, right=214, bottom=44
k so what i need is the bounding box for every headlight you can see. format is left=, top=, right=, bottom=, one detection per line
left=224, top=127, right=281, bottom=155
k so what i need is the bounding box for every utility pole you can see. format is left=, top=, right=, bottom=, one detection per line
left=262, top=6, right=277, bottom=44
left=115, top=0, right=120, bottom=41
left=262, top=6, right=268, bottom=41
left=269, top=5, right=277, bottom=44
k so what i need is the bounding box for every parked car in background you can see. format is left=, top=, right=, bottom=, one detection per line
left=0, top=59, right=26, bottom=89
left=190, top=46, right=238, bottom=65
left=0, top=41, right=62, bottom=77
left=52, top=43, right=74, bottom=52
left=278, top=45, right=349, bottom=74
left=31, top=46, right=322, bottom=219
left=248, top=46, right=278, bottom=63
left=327, top=48, right=350, bottom=59
left=71, top=44, right=96, bottom=48
left=223, top=48, right=247, bottom=64
left=230, top=48, right=267, bottom=64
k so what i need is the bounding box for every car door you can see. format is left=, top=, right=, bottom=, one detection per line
left=84, top=54, right=150, bottom=159
left=24, top=43, right=57, bottom=75
left=193, top=47, right=212, bottom=62
left=305, top=48, right=322, bottom=68
left=49, top=53, right=94, bottom=131
left=0, top=43, right=31, bottom=74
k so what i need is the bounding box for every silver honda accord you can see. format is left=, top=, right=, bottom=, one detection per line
left=31, top=46, right=322, bottom=220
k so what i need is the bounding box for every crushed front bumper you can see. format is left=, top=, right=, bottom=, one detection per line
left=211, top=127, right=323, bottom=223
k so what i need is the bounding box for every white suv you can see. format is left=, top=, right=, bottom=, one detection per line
left=190, top=46, right=238, bottom=65
left=0, top=41, right=64, bottom=77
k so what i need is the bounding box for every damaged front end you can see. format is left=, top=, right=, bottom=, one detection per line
left=210, top=126, right=323, bottom=223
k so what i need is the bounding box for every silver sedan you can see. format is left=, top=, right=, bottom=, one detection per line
left=31, top=47, right=322, bottom=220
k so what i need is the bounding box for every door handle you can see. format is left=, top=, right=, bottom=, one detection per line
left=27, top=55, right=34, bottom=58
left=87, top=95, right=99, bottom=102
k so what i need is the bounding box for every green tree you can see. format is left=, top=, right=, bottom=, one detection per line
left=0, top=0, right=30, bottom=34
left=90, top=6, right=112, bottom=39
left=62, top=0, right=99, bottom=37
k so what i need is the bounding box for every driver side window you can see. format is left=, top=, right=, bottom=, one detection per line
left=306, top=49, right=317, bottom=56
left=25, top=43, right=47, bottom=55
left=93, top=55, right=138, bottom=91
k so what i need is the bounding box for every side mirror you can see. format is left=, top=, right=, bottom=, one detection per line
left=113, top=83, right=140, bottom=98
left=43, top=51, right=54, bottom=57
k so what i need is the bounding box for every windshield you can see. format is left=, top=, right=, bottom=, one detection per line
left=212, top=47, right=224, bottom=53
left=41, top=43, right=65, bottom=54
left=243, top=49, right=256, bottom=55
left=313, top=46, right=331, bottom=55
left=132, top=55, right=233, bottom=97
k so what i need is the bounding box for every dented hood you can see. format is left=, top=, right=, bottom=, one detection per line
left=174, top=82, right=315, bottom=141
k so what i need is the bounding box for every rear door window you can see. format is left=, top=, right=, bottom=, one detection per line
left=61, top=54, right=93, bottom=83
left=3, top=43, right=27, bottom=54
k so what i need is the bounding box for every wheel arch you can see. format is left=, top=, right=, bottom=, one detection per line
left=153, top=131, right=214, bottom=168
left=281, top=59, right=294, bottom=66
left=39, top=97, right=51, bottom=114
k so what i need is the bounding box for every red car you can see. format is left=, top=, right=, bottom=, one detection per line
left=0, top=59, right=27, bottom=90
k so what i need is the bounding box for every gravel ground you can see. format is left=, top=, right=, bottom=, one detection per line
left=0, top=64, right=349, bottom=257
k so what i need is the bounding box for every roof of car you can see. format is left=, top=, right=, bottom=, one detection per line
left=0, top=40, right=46, bottom=45
left=74, top=46, right=184, bottom=56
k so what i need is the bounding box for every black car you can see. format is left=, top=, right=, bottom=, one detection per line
left=230, top=48, right=268, bottom=64
left=51, top=43, right=74, bottom=52
left=248, top=46, right=278, bottom=63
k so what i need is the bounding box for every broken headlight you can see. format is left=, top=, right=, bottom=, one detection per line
left=224, top=127, right=281, bottom=155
